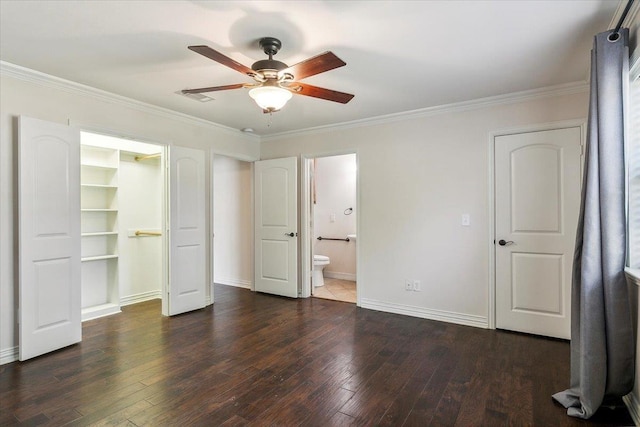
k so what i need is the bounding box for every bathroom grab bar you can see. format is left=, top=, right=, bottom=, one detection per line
left=317, top=236, right=350, bottom=242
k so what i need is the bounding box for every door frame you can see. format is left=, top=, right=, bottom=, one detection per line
left=69, top=122, right=172, bottom=314
left=487, top=119, right=586, bottom=330
left=301, top=150, right=360, bottom=304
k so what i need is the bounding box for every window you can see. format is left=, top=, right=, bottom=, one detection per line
left=628, top=58, right=640, bottom=268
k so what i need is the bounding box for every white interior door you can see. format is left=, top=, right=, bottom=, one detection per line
left=254, top=157, right=298, bottom=298
left=19, top=116, right=81, bottom=360
left=495, top=126, right=581, bottom=339
left=169, top=146, right=206, bottom=315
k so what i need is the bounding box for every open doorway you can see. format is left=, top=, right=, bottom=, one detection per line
left=212, top=154, right=254, bottom=291
left=306, top=154, right=357, bottom=303
left=18, top=119, right=209, bottom=360
left=80, top=131, right=166, bottom=320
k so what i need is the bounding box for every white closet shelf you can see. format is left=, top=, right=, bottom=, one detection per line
left=82, top=231, right=118, bottom=237
left=81, top=254, right=118, bottom=262
left=81, top=163, right=118, bottom=170
left=81, top=208, right=118, bottom=212
left=81, top=184, right=118, bottom=189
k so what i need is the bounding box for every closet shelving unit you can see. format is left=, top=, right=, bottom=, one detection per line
left=80, top=144, right=121, bottom=321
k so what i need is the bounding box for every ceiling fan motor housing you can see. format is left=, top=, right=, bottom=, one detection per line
left=252, top=37, right=288, bottom=75
left=251, top=59, right=288, bottom=73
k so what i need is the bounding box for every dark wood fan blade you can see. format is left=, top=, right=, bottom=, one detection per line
left=188, top=45, right=255, bottom=76
left=287, top=82, right=354, bottom=104
left=279, top=51, right=346, bottom=80
left=182, top=83, right=245, bottom=94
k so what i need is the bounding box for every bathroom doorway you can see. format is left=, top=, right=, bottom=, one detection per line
left=302, top=153, right=358, bottom=304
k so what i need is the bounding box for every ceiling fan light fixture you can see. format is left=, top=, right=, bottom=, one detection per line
left=249, top=85, right=292, bottom=112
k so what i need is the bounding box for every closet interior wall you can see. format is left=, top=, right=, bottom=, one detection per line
left=213, top=155, right=254, bottom=289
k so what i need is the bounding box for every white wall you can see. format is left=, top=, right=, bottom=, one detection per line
left=0, top=68, right=260, bottom=363
left=262, top=90, right=588, bottom=326
left=118, top=152, right=163, bottom=303
left=213, top=155, right=253, bottom=289
left=313, top=154, right=356, bottom=280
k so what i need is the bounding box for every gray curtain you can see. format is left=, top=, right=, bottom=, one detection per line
left=552, top=28, right=634, bottom=419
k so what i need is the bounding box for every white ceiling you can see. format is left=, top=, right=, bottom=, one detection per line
left=0, top=1, right=621, bottom=136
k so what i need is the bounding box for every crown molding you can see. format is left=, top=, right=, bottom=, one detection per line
left=261, top=81, right=589, bottom=142
left=0, top=61, right=260, bottom=141
left=1, top=61, right=588, bottom=145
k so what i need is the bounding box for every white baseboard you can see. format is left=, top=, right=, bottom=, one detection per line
left=119, top=290, right=162, bottom=307
left=1, top=346, right=18, bottom=365
left=624, top=392, right=640, bottom=426
left=324, top=271, right=356, bottom=281
left=82, top=303, right=121, bottom=322
left=215, top=277, right=252, bottom=290
left=359, top=298, right=488, bottom=329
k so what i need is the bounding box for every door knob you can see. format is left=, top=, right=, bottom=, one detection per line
left=498, top=239, right=514, bottom=246
left=285, top=232, right=295, bottom=237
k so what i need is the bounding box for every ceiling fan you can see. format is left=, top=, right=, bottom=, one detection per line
left=182, top=37, right=354, bottom=113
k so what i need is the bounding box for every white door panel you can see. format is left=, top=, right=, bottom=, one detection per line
left=255, top=157, right=298, bottom=298
left=495, top=127, right=581, bottom=339
left=169, top=146, right=206, bottom=315
left=19, top=116, right=81, bottom=360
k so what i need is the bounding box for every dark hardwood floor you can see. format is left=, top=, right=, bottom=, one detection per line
left=0, top=284, right=633, bottom=426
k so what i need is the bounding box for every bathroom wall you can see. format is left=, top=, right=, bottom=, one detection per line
left=313, top=154, right=357, bottom=280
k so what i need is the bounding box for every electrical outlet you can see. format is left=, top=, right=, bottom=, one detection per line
left=405, top=280, right=413, bottom=291
left=413, top=280, right=421, bottom=292
left=461, top=214, right=470, bottom=226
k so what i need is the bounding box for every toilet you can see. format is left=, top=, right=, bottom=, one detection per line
left=313, top=254, right=330, bottom=287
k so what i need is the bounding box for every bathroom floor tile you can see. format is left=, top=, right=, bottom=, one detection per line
left=312, top=279, right=356, bottom=303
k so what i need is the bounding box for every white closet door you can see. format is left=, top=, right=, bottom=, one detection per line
left=254, top=157, right=298, bottom=298
left=169, top=146, right=206, bottom=315
left=19, top=116, right=81, bottom=361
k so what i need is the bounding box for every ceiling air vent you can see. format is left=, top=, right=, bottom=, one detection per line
left=176, top=90, right=215, bottom=102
